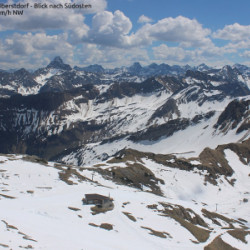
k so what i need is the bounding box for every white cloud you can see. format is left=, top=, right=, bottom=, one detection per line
left=213, top=23, right=250, bottom=41
left=0, top=2, right=248, bottom=69
left=240, top=50, right=250, bottom=59
left=75, top=44, right=150, bottom=67
left=152, top=43, right=238, bottom=67
left=83, top=14, right=212, bottom=49
left=4, top=32, right=71, bottom=54
left=212, top=24, right=250, bottom=57
left=132, top=16, right=212, bottom=48
left=68, top=25, right=90, bottom=45
left=84, top=10, right=132, bottom=47
left=224, top=40, right=250, bottom=51
left=153, top=44, right=195, bottom=62
left=0, top=32, right=73, bottom=69
left=92, top=10, right=131, bottom=34
left=138, top=15, right=153, bottom=23
left=0, top=29, right=150, bottom=69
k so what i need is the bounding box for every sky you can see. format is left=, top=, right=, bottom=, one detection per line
left=0, top=0, right=249, bottom=69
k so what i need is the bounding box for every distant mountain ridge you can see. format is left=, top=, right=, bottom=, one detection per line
left=75, top=61, right=204, bottom=76
left=0, top=56, right=249, bottom=98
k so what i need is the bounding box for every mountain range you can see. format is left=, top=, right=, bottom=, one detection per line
left=0, top=56, right=249, bottom=98
left=0, top=56, right=249, bottom=164
left=0, top=57, right=249, bottom=249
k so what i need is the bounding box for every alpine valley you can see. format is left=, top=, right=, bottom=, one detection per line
left=0, top=57, right=249, bottom=249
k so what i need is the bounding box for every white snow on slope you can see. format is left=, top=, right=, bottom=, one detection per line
left=59, top=87, right=249, bottom=165
left=0, top=69, right=62, bottom=97
left=62, top=109, right=249, bottom=166
left=57, top=90, right=172, bottom=134
left=0, top=150, right=250, bottom=249
left=34, top=69, right=61, bottom=86
left=0, top=156, right=198, bottom=249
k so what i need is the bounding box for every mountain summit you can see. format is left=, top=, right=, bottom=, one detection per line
left=47, top=56, right=72, bottom=70
left=128, top=62, right=143, bottom=73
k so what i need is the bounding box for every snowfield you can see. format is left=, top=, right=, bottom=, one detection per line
left=0, top=149, right=250, bottom=249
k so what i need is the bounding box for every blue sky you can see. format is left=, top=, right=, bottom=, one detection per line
left=0, top=0, right=249, bottom=69
left=107, top=0, right=250, bottom=29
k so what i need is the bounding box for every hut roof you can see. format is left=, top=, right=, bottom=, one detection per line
left=85, top=194, right=110, bottom=201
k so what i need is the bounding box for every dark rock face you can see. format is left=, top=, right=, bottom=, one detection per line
left=0, top=85, right=96, bottom=112
left=157, top=75, right=187, bottom=93
left=97, top=78, right=164, bottom=103
left=185, top=67, right=249, bottom=98
left=39, top=71, right=101, bottom=93
left=0, top=85, right=100, bottom=158
left=214, top=99, right=250, bottom=132
left=185, top=70, right=215, bottom=81
left=129, top=118, right=190, bottom=142
left=149, top=99, right=180, bottom=123
left=215, top=82, right=249, bottom=97
left=219, top=65, right=241, bottom=81
left=191, top=111, right=215, bottom=124
left=108, top=163, right=164, bottom=195
left=138, top=77, right=165, bottom=93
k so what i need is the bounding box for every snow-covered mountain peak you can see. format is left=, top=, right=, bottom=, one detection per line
left=14, top=68, right=30, bottom=76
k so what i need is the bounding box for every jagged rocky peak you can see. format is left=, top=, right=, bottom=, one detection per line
left=196, top=63, right=210, bottom=71
left=221, top=65, right=233, bottom=72
left=233, top=64, right=250, bottom=74
left=147, top=63, right=158, bottom=70
left=47, top=56, right=72, bottom=71
left=178, top=64, right=193, bottom=72
left=185, top=69, right=211, bottom=81
left=128, top=62, right=142, bottom=72
left=14, top=68, right=30, bottom=75
left=50, top=56, right=63, bottom=65
left=159, top=63, right=171, bottom=70
left=220, top=65, right=239, bottom=77
left=13, top=68, right=34, bottom=82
